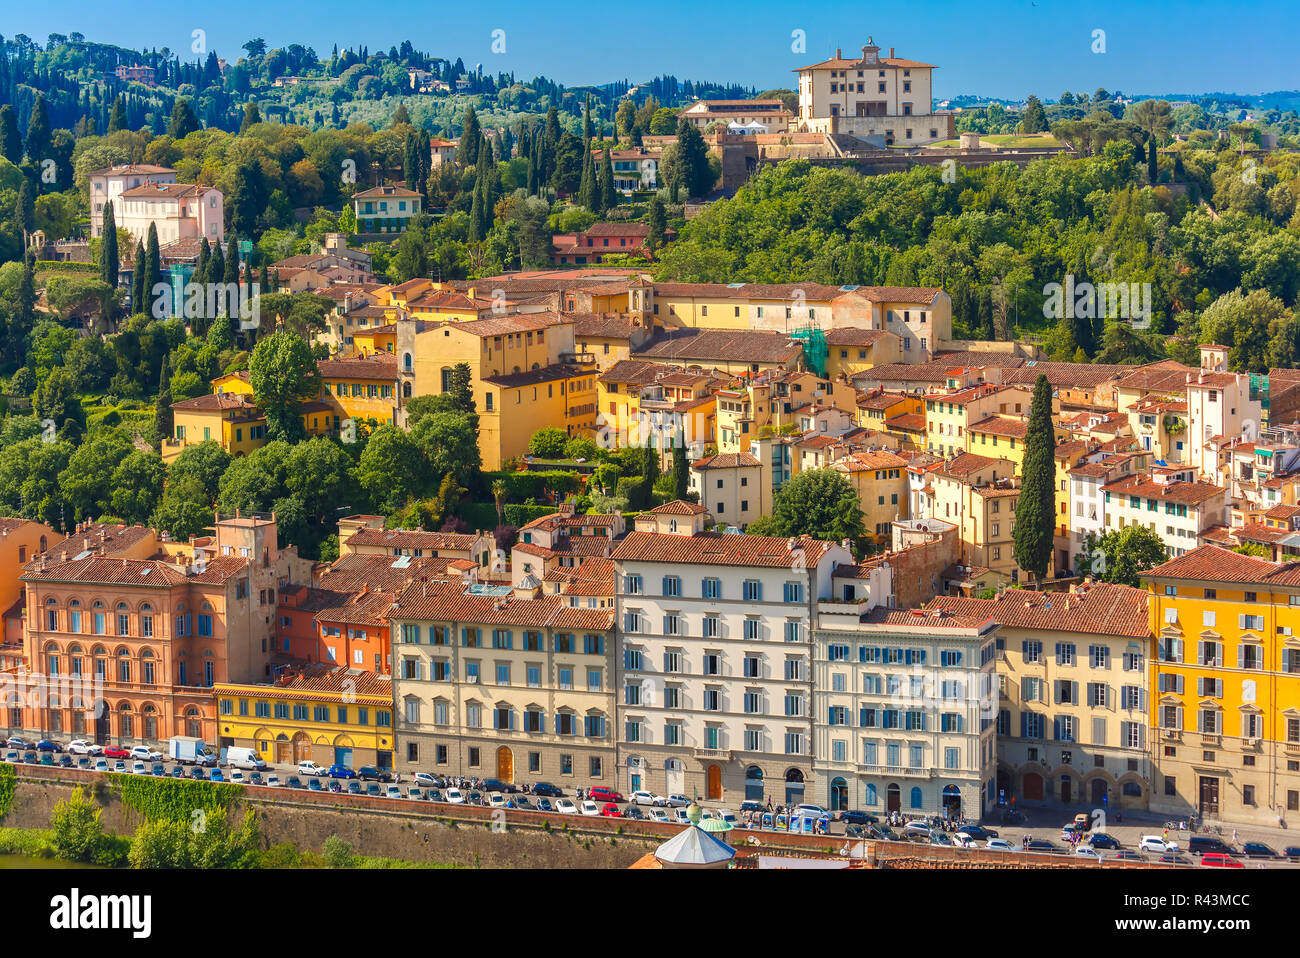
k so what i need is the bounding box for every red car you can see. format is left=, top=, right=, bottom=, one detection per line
left=103, top=746, right=130, bottom=759
left=588, top=787, right=624, bottom=804
left=599, top=803, right=623, bottom=817
left=1201, top=853, right=1244, bottom=868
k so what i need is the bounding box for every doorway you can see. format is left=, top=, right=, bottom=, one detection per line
left=830, top=777, right=849, bottom=811
left=784, top=768, right=805, bottom=805
left=496, top=746, right=514, bottom=783
left=1091, top=779, right=1107, bottom=805
left=886, top=783, right=901, bottom=812
left=942, top=784, right=962, bottom=818
left=1060, top=775, right=1072, bottom=804
left=706, top=764, right=722, bottom=801
left=1200, top=776, right=1220, bottom=816
left=665, top=759, right=684, bottom=797
left=292, top=732, right=311, bottom=764
left=1022, top=772, right=1043, bottom=801
left=276, top=736, right=291, bottom=764
left=333, top=746, right=352, bottom=768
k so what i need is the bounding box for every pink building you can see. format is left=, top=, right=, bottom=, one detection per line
left=118, top=182, right=225, bottom=247
left=88, top=164, right=178, bottom=238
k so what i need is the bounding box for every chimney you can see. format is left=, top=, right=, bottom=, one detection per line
left=889, top=47, right=895, bottom=58
left=835, top=47, right=842, bottom=59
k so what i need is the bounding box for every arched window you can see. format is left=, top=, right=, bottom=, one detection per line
left=744, top=765, right=764, bottom=801
left=403, top=381, right=412, bottom=398
left=404, top=352, right=413, bottom=372
left=910, top=786, right=923, bottom=809
left=115, top=601, right=129, bottom=636
left=143, top=705, right=158, bottom=740
left=117, top=648, right=131, bottom=683
left=118, top=702, right=134, bottom=738
left=68, top=644, right=83, bottom=677
left=185, top=707, right=201, bottom=738
left=141, top=649, right=156, bottom=685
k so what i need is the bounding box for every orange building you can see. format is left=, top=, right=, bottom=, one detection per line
left=0, top=518, right=58, bottom=668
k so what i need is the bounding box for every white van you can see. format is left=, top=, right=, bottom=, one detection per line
left=225, top=746, right=267, bottom=771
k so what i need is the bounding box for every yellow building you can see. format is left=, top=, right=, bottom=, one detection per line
left=166, top=393, right=268, bottom=462
left=596, top=360, right=671, bottom=450
left=317, top=353, right=401, bottom=426
left=919, top=452, right=1020, bottom=579
left=823, top=327, right=902, bottom=379
left=924, top=384, right=1035, bottom=458
left=572, top=313, right=649, bottom=372
left=0, top=517, right=57, bottom=657
left=834, top=450, right=909, bottom=543
left=1144, top=545, right=1300, bottom=826
left=856, top=391, right=923, bottom=433
left=215, top=663, right=395, bottom=769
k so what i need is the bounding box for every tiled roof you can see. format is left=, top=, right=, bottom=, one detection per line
left=610, top=530, right=840, bottom=568
left=269, top=664, right=392, bottom=698
left=572, top=313, right=639, bottom=339
left=935, top=453, right=1003, bottom=480
left=968, top=416, right=1029, bottom=439
left=1114, top=360, right=1195, bottom=393
left=1100, top=474, right=1225, bottom=506
left=598, top=359, right=672, bottom=385
left=635, top=329, right=802, bottom=365
left=825, top=327, right=889, bottom=347
left=692, top=452, right=761, bottom=469
left=647, top=500, right=709, bottom=515
left=885, top=413, right=927, bottom=432
left=390, top=580, right=614, bottom=630
left=652, top=281, right=845, bottom=301
left=317, top=354, right=398, bottom=379
left=345, top=528, right=481, bottom=551
left=22, top=556, right=188, bottom=587
left=835, top=450, right=907, bottom=471
left=39, top=523, right=155, bottom=560
left=483, top=364, right=587, bottom=389
left=435, top=312, right=569, bottom=338
left=861, top=607, right=993, bottom=630
left=927, top=583, right=1149, bottom=638
left=1002, top=362, right=1130, bottom=390
left=171, top=392, right=261, bottom=415
left=1143, top=545, right=1280, bottom=583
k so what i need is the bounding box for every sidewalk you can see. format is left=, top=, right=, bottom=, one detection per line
left=993, top=800, right=1297, bottom=851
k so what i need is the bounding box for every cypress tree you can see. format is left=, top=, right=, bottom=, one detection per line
left=647, top=196, right=666, bottom=252
left=1147, top=137, right=1158, bottom=184
left=0, top=105, right=19, bottom=163
left=100, top=203, right=118, bottom=291
left=131, top=240, right=146, bottom=315
left=600, top=147, right=617, bottom=211
left=579, top=147, right=595, bottom=210
left=224, top=236, right=239, bottom=284
left=672, top=438, right=688, bottom=499
left=143, top=223, right=161, bottom=316
left=1012, top=374, right=1057, bottom=583
left=153, top=358, right=173, bottom=449
left=260, top=264, right=270, bottom=294
left=25, top=95, right=51, bottom=163
left=108, top=96, right=127, bottom=133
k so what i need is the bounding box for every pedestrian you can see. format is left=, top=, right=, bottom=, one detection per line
left=1163, top=826, right=1169, bottom=843
left=1232, top=828, right=1238, bottom=845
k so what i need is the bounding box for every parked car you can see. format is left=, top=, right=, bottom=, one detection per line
left=1188, top=836, right=1237, bottom=857
left=347, top=780, right=363, bottom=795
left=587, top=787, right=624, bottom=804
left=1088, top=833, right=1122, bottom=850
left=413, top=772, right=438, bottom=787
left=66, top=739, right=103, bottom=756
left=169, top=766, right=184, bottom=778
left=929, top=831, right=954, bottom=846
left=648, top=808, right=670, bottom=823
left=623, top=806, right=644, bottom=820
left=444, top=788, right=465, bottom=804
left=327, top=764, right=357, bottom=779
left=357, top=766, right=393, bottom=783
left=630, top=790, right=662, bottom=806
left=1113, top=850, right=1146, bottom=862
left=902, top=821, right=931, bottom=836
left=957, top=824, right=998, bottom=840
left=408, top=787, right=425, bottom=801
left=739, top=800, right=765, bottom=814
left=1285, top=846, right=1300, bottom=860
left=535, top=798, right=554, bottom=813
left=4, top=736, right=32, bottom=750
left=365, top=783, right=381, bottom=797
left=286, top=776, right=303, bottom=789
left=1075, top=845, right=1101, bottom=858
left=719, top=810, right=738, bottom=829
left=487, top=792, right=507, bottom=808
left=1201, top=852, right=1245, bottom=868
left=103, top=746, right=130, bottom=759
left=36, top=739, right=63, bottom=753
left=599, top=803, right=623, bottom=817
left=532, top=782, right=563, bottom=797
left=1242, top=842, right=1280, bottom=859
left=482, top=778, right=518, bottom=794
left=795, top=803, right=830, bottom=819
left=1160, top=853, right=1194, bottom=865
left=131, top=761, right=147, bottom=775
left=307, top=778, right=323, bottom=792
left=985, top=838, right=1016, bottom=851
left=673, top=807, right=690, bottom=824
left=386, top=785, right=403, bottom=799
left=265, top=775, right=281, bottom=787
left=555, top=798, right=578, bottom=814
left=579, top=800, right=601, bottom=816
left=247, top=772, right=264, bottom=786
left=229, top=770, right=246, bottom=784
left=129, top=745, right=162, bottom=763
left=297, top=761, right=327, bottom=778
left=661, top=794, right=690, bottom=808
left=838, top=810, right=879, bottom=826
left=94, top=758, right=109, bottom=773
left=1024, top=839, right=1061, bottom=854
left=150, top=763, right=165, bottom=776
left=58, top=755, right=74, bottom=768
left=952, top=832, right=979, bottom=848
left=188, top=766, right=205, bottom=780
left=208, top=768, right=224, bottom=781
left=1140, top=835, right=1178, bottom=854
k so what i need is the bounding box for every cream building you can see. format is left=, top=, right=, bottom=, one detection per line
left=610, top=502, right=854, bottom=804
left=930, top=584, right=1153, bottom=810
left=688, top=453, right=765, bottom=528
left=813, top=604, right=999, bottom=818
left=388, top=577, right=618, bottom=786
left=1100, top=464, right=1229, bottom=559
left=88, top=164, right=178, bottom=238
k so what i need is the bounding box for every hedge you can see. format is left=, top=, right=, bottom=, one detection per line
left=0, top=764, right=13, bottom=821
left=456, top=501, right=499, bottom=532
left=504, top=504, right=559, bottom=526
left=111, top=773, right=241, bottom=823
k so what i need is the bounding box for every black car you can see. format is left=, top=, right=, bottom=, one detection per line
left=356, top=766, right=393, bottom=783
left=4, top=737, right=33, bottom=750
left=838, top=810, right=880, bottom=826
left=535, top=798, right=554, bottom=812
left=1025, top=839, right=1062, bottom=854
left=189, top=767, right=205, bottom=780
left=1089, top=833, right=1122, bottom=850
left=286, top=776, right=304, bottom=789
left=623, top=806, right=645, bottom=821
left=248, top=772, right=264, bottom=786
left=957, top=824, right=998, bottom=840
left=1242, top=842, right=1280, bottom=859
left=482, top=778, right=517, bottom=794
left=1160, top=853, right=1194, bottom=865
left=1285, top=846, right=1300, bottom=860
left=531, top=782, right=563, bottom=798
left=1188, top=836, right=1236, bottom=857
left=514, top=796, right=534, bottom=810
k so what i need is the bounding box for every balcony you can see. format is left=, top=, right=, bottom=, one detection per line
left=693, top=747, right=733, bottom=762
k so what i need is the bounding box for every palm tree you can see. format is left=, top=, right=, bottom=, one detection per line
left=491, top=479, right=508, bottom=526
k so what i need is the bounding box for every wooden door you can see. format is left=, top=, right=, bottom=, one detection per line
left=1022, top=773, right=1043, bottom=801
left=1200, top=776, right=1219, bottom=816
left=706, top=764, right=722, bottom=801
left=497, top=746, right=514, bottom=783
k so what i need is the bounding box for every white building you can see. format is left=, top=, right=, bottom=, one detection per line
left=117, top=181, right=224, bottom=246
left=1099, top=464, right=1228, bottom=558
left=1186, top=349, right=1264, bottom=480
left=88, top=164, right=178, bottom=238
left=793, top=39, right=955, bottom=144
left=610, top=501, right=853, bottom=805
left=813, top=604, right=999, bottom=818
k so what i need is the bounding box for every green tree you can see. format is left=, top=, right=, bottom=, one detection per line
left=600, top=147, right=617, bottom=211
left=357, top=425, right=426, bottom=513
left=239, top=101, right=262, bottom=134
left=109, top=451, right=167, bottom=525
left=671, top=440, right=689, bottom=499
left=151, top=475, right=215, bottom=541
left=1089, top=525, right=1169, bottom=586
left=108, top=96, right=128, bottom=134
left=143, top=224, right=161, bottom=316
left=1012, top=374, right=1057, bottom=583
left=152, top=358, right=173, bottom=448
left=1020, top=95, right=1047, bottom=134
left=128, top=807, right=259, bottom=869
left=167, top=98, right=200, bottom=139
left=646, top=196, right=666, bottom=252
left=99, top=203, right=118, bottom=318
left=32, top=367, right=85, bottom=444
left=674, top=115, right=713, bottom=199
left=25, top=95, right=51, bottom=162
left=410, top=411, right=481, bottom=486
left=59, top=430, right=134, bottom=521
left=248, top=331, right=321, bottom=441
left=745, top=468, right=865, bottom=544
left=49, top=786, right=113, bottom=864
left=529, top=426, right=568, bottom=458
left=0, top=105, right=20, bottom=163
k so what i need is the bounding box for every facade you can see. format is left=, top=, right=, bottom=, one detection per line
left=688, top=453, right=765, bottom=528
left=680, top=99, right=794, bottom=134
left=1100, top=465, right=1228, bottom=559
left=215, top=664, right=395, bottom=768
left=388, top=579, right=618, bottom=785
left=835, top=450, right=910, bottom=544
left=351, top=185, right=422, bottom=234
left=813, top=604, right=999, bottom=818
left=930, top=584, right=1153, bottom=810
left=116, top=181, right=223, bottom=246
left=88, top=164, right=177, bottom=238
left=1144, top=546, right=1300, bottom=826
left=610, top=503, right=854, bottom=804
left=793, top=39, right=954, bottom=144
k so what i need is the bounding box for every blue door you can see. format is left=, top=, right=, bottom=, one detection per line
left=334, top=747, right=352, bottom=768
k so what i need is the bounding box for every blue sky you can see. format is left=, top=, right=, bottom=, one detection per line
left=13, top=0, right=1300, bottom=99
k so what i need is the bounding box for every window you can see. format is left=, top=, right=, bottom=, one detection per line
left=742, top=580, right=763, bottom=602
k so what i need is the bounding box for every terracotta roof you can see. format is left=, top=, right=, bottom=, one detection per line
left=39, top=523, right=155, bottom=560
left=171, top=392, right=261, bottom=416
left=927, top=583, right=1149, bottom=638
left=1002, top=363, right=1130, bottom=390
left=598, top=359, right=672, bottom=385
left=351, top=184, right=421, bottom=198
left=1143, top=545, right=1280, bottom=583
left=652, top=281, right=845, bottom=301
left=825, top=327, right=889, bottom=347
left=345, top=527, right=481, bottom=552
left=885, top=412, right=927, bottom=432
left=935, top=453, right=1004, bottom=480
left=22, top=555, right=188, bottom=587
left=572, top=313, right=639, bottom=339
left=433, top=312, right=569, bottom=338
left=611, top=530, right=840, bottom=568
left=836, top=450, right=907, bottom=471
left=692, top=452, right=761, bottom=469
left=648, top=500, right=709, bottom=516
left=119, top=182, right=216, bottom=200
left=968, top=416, right=1029, bottom=439
left=1100, top=474, right=1225, bottom=507
left=317, top=354, right=398, bottom=379
left=1114, top=360, right=1195, bottom=393
left=484, top=364, right=588, bottom=389
left=269, top=664, right=392, bottom=698
left=584, top=223, right=650, bottom=237
left=390, top=580, right=614, bottom=631
left=635, top=329, right=802, bottom=365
